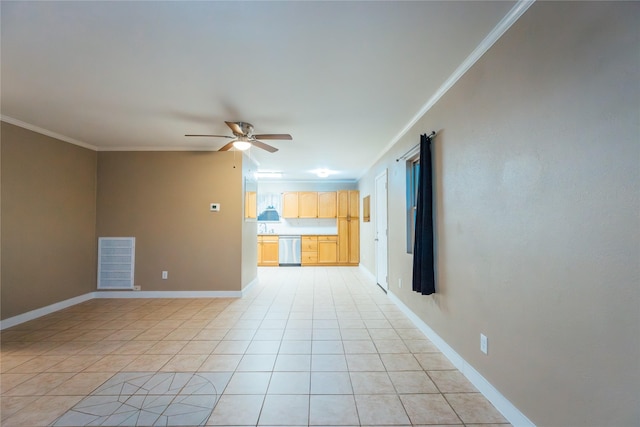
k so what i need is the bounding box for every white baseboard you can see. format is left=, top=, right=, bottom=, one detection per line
left=387, top=290, right=535, bottom=427
left=241, top=277, right=259, bottom=296
left=359, top=264, right=377, bottom=283
left=0, top=292, right=95, bottom=330
left=94, top=290, right=243, bottom=299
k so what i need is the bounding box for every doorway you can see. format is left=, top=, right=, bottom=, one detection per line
left=375, top=170, right=388, bottom=291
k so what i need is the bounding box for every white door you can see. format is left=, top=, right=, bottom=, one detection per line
left=375, top=170, right=388, bottom=290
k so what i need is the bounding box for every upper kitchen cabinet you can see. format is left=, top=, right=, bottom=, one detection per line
left=298, top=192, right=319, bottom=218
left=282, top=191, right=337, bottom=219
left=318, top=192, right=337, bottom=218
left=245, top=191, right=257, bottom=219
left=282, top=192, right=299, bottom=218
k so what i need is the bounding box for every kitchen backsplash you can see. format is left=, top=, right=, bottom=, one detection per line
left=258, top=218, right=337, bottom=235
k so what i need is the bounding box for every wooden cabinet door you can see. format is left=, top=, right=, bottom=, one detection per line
left=282, top=192, right=299, bottom=218
left=298, top=192, right=318, bottom=218
left=262, top=239, right=279, bottom=266
left=337, top=218, right=349, bottom=263
left=245, top=191, right=257, bottom=219
left=257, top=238, right=263, bottom=265
left=318, top=192, right=337, bottom=218
left=337, top=191, right=349, bottom=218
left=349, top=190, right=359, bottom=218
left=338, top=190, right=359, bottom=218
left=348, top=220, right=359, bottom=264
left=318, top=237, right=338, bottom=264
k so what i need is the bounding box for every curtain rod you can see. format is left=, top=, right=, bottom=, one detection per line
left=395, top=131, right=436, bottom=162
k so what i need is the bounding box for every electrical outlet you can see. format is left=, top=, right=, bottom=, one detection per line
left=480, top=333, right=488, bottom=355
left=162, top=271, right=168, bottom=280
left=398, top=278, right=402, bottom=288
left=133, top=285, right=141, bottom=291
left=210, top=203, right=220, bottom=212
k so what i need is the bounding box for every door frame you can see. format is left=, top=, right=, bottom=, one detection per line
left=374, top=169, right=388, bottom=291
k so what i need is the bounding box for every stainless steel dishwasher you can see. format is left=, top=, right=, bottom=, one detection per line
left=278, top=235, right=301, bottom=266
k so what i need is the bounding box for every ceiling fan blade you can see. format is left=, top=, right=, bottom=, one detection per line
left=251, top=139, right=279, bottom=153
left=225, top=121, right=244, bottom=135
left=218, top=141, right=236, bottom=151
left=185, top=134, right=233, bottom=138
left=253, top=133, right=292, bottom=140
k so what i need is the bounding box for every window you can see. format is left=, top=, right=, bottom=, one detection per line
left=406, top=156, right=420, bottom=253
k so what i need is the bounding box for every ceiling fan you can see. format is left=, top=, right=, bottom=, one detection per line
left=185, top=121, right=292, bottom=153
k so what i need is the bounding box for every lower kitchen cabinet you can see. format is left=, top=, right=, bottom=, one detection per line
left=301, top=235, right=338, bottom=265
left=258, top=235, right=279, bottom=266
left=301, top=236, right=318, bottom=265
left=318, top=236, right=338, bottom=264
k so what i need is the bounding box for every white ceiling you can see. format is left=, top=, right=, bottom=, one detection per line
left=1, top=1, right=517, bottom=181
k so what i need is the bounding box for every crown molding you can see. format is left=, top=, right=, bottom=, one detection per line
left=1, top=115, right=98, bottom=151
left=361, top=0, right=536, bottom=180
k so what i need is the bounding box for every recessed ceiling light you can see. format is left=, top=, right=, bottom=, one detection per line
left=312, top=168, right=334, bottom=178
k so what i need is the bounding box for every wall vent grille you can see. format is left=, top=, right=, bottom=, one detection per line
left=97, top=237, right=135, bottom=290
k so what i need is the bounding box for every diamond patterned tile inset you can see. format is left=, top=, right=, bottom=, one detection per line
left=52, top=372, right=231, bottom=426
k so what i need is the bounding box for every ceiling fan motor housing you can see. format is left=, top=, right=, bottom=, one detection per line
left=232, top=122, right=254, bottom=137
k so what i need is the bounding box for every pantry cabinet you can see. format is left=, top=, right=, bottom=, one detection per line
left=337, top=190, right=359, bottom=265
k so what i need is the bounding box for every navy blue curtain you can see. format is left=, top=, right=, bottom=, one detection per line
left=412, top=133, right=436, bottom=295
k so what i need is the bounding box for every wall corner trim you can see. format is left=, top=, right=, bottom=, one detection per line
left=360, top=0, right=536, bottom=181
left=386, top=289, right=536, bottom=427
left=1, top=115, right=98, bottom=151
left=241, top=277, right=259, bottom=296
left=0, top=292, right=96, bottom=330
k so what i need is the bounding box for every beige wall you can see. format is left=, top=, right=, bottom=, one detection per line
left=1, top=123, right=98, bottom=319
left=360, top=2, right=639, bottom=426
left=97, top=151, right=245, bottom=292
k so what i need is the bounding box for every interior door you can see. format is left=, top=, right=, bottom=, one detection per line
left=375, top=170, right=388, bottom=290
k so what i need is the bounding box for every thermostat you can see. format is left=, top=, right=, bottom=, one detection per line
left=210, top=203, right=220, bottom=212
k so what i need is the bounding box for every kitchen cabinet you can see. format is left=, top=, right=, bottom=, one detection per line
left=298, top=192, right=318, bottom=218
left=258, top=235, right=279, bottom=266
left=245, top=191, right=257, bottom=219
left=282, top=192, right=299, bottom=218
left=337, top=190, right=359, bottom=265
left=318, top=192, right=337, bottom=218
left=300, top=235, right=338, bottom=265
left=282, top=191, right=337, bottom=219
left=318, top=235, right=338, bottom=264
left=301, top=236, right=318, bottom=265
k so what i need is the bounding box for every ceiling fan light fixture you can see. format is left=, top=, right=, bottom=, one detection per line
left=232, top=137, right=251, bottom=151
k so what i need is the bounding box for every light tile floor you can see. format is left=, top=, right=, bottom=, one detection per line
left=0, top=267, right=510, bottom=426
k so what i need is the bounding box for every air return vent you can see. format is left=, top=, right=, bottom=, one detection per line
left=97, top=237, right=135, bottom=290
